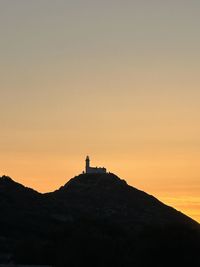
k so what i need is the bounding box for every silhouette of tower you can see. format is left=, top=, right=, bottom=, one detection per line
left=85, top=156, right=90, bottom=173
left=85, top=155, right=107, bottom=174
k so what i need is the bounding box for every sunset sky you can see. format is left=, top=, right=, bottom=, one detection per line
left=0, top=0, right=200, bottom=222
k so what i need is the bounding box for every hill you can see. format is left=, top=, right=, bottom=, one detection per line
left=0, top=173, right=199, bottom=266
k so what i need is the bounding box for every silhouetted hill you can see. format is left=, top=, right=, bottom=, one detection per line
left=49, top=173, right=197, bottom=228
left=0, top=175, right=41, bottom=227
left=0, top=173, right=199, bottom=266
left=0, top=175, right=40, bottom=200
left=0, top=176, right=55, bottom=263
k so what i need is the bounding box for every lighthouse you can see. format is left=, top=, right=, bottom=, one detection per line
left=85, top=156, right=107, bottom=174
left=85, top=155, right=90, bottom=173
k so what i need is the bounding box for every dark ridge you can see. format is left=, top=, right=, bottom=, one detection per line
left=0, top=175, right=40, bottom=195
left=0, top=173, right=199, bottom=266
left=49, top=173, right=198, bottom=227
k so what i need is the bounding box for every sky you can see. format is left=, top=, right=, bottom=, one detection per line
left=0, top=0, right=200, bottom=222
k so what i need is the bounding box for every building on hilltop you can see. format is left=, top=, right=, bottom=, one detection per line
left=85, top=156, right=107, bottom=174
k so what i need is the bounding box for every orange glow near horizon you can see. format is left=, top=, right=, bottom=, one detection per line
left=0, top=1, right=200, bottom=223
left=1, top=154, right=199, bottom=223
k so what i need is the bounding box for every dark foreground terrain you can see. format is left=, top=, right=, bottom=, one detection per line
left=0, top=173, right=199, bottom=267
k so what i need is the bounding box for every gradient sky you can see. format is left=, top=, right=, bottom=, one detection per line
left=0, top=0, right=200, bottom=222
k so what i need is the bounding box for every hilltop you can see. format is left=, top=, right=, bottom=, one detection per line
left=0, top=173, right=199, bottom=266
